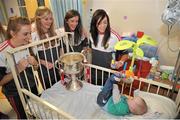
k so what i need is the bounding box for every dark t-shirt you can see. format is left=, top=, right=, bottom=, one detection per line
left=0, top=67, right=36, bottom=96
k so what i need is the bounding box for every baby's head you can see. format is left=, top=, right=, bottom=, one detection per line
left=128, top=96, right=147, bottom=115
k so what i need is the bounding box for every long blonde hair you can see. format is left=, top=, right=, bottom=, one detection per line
left=35, top=6, right=56, bottom=40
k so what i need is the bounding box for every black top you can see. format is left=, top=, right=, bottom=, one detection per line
left=0, top=67, right=36, bottom=96
left=38, top=46, right=60, bottom=62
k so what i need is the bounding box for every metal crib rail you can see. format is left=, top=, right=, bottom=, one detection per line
left=84, top=63, right=180, bottom=116
left=5, top=33, right=73, bottom=119
left=21, top=89, right=75, bottom=119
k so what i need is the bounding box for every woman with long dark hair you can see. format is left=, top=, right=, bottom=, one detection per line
left=60, top=9, right=89, bottom=52
left=90, top=9, right=128, bottom=84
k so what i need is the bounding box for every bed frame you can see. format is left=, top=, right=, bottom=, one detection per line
left=5, top=33, right=180, bottom=119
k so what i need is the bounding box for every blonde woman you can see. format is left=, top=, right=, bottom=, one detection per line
left=31, top=6, right=63, bottom=89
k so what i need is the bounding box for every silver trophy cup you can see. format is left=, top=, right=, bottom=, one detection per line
left=55, top=52, right=85, bottom=91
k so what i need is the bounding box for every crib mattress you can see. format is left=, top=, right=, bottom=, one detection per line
left=38, top=81, right=177, bottom=119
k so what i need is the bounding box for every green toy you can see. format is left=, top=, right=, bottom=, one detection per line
left=114, top=34, right=158, bottom=72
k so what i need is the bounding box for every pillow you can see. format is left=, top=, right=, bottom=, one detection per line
left=133, top=90, right=177, bottom=119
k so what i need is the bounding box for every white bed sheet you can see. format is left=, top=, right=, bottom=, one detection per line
left=134, top=90, right=177, bottom=118
left=38, top=81, right=177, bottom=119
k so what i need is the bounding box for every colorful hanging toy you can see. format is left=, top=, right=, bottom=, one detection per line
left=112, top=32, right=158, bottom=83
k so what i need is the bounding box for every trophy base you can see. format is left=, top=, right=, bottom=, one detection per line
left=66, top=79, right=83, bottom=91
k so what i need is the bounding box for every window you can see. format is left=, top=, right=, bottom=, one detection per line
left=37, top=0, right=45, bottom=6
left=17, top=0, right=45, bottom=17
left=17, top=0, right=28, bottom=17
left=17, top=0, right=25, bottom=6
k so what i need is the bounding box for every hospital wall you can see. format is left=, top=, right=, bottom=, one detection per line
left=2, top=0, right=50, bottom=20
left=3, top=0, right=20, bottom=17
left=82, top=0, right=180, bottom=66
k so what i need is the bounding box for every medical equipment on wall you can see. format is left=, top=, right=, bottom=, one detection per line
left=161, top=0, right=180, bottom=97
left=161, top=0, right=180, bottom=52
left=161, top=0, right=180, bottom=26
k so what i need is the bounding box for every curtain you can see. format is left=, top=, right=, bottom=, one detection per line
left=0, top=1, right=8, bottom=25
left=49, top=0, right=82, bottom=28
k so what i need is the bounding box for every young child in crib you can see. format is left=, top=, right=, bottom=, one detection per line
left=97, top=73, right=147, bottom=116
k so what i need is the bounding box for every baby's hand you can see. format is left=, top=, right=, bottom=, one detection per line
left=113, top=72, right=123, bottom=82
left=114, top=71, right=125, bottom=77
left=114, top=76, right=121, bottom=82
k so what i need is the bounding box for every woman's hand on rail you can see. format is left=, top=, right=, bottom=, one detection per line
left=27, top=56, right=38, bottom=66
left=17, top=58, right=29, bottom=73
left=40, top=59, right=54, bottom=69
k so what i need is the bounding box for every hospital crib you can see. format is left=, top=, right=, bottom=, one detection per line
left=5, top=33, right=180, bottom=119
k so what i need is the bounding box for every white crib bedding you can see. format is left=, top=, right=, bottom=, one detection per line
left=34, top=81, right=177, bottom=119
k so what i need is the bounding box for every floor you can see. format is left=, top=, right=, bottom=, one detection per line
left=0, top=87, right=17, bottom=119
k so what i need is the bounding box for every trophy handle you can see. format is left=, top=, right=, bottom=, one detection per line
left=55, top=60, right=61, bottom=70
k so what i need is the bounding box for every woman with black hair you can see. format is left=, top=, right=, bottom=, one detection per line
left=60, top=9, right=89, bottom=52
left=90, top=9, right=128, bottom=84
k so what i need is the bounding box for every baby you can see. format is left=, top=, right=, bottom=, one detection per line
left=97, top=73, right=147, bottom=116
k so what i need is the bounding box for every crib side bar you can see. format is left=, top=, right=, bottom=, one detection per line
left=7, top=34, right=69, bottom=54
left=6, top=33, right=73, bottom=118
left=175, top=89, right=180, bottom=114
left=21, top=89, right=75, bottom=119
left=5, top=52, right=29, bottom=118
left=84, top=64, right=175, bottom=98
